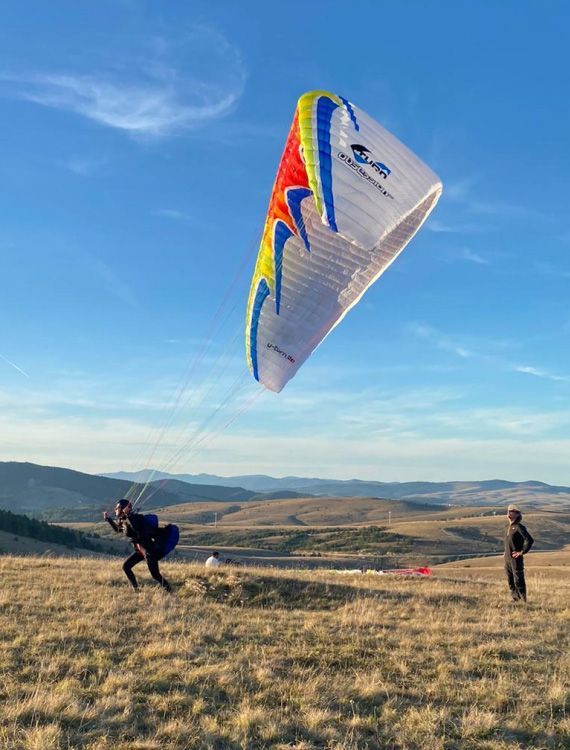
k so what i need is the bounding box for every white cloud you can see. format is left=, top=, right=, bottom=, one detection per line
left=467, top=198, right=545, bottom=220
left=443, top=177, right=475, bottom=202
left=1, top=359, right=570, bottom=482
left=63, top=156, right=107, bottom=176
left=427, top=219, right=460, bottom=233
left=153, top=208, right=193, bottom=222
left=443, top=247, right=489, bottom=265
left=430, top=406, right=570, bottom=437
left=514, top=365, right=570, bottom=383
left=82, top=254, right=141, bottom=310
left=408, top=323, right=477, bottom=359
left=0, top=26, right=246, bottom=138
left=3, top=410, right=570, bottom=485
left=409, top=322, right=570, bottom=385
left=427, top=219, right=492, bottom=235
left=0, top=354, right=29, bottom=378
left=440, top=174, right=546, bottom=224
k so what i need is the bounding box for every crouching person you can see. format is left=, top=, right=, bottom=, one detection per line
left=104, top=499, right=178, bottom=593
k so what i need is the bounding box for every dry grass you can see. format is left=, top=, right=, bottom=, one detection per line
left=156, top=498, right=490, bottom=528
left=0, top=555, right=568, bottom=749
left=435, top=546, right=570, bottom=584
left=69, top=505, right=570, bottom=572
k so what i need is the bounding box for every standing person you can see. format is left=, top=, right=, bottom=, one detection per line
left=104, top=499, right=172, bottom=592
left=504, top=504, right=534, bottom=602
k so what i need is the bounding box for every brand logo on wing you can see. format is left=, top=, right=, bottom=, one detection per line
left=350, top=144, right=391, bottom=179
left=267, top=342, right=295, bottom=364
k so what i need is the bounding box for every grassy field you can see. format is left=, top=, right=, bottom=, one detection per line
left=66, top=503, right=570, bottom=571
left=0, top=554, right=568, bottom=749
left=434, top=545, right=570, bottom=582
left=154, top=498, right=480, bottom=528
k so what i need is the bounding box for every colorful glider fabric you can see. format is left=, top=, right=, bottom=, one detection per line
left=246, top=90, right=442, bottom=393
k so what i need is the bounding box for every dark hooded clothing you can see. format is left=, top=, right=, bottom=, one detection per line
left=504, top=517, right=534, bottom=601
left=106, top=513, right=171, bottom=592
left=106, top=512, right=154, bottom=549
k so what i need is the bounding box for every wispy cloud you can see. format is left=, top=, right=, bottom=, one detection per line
left=63, top=156, right=107, bottom=176
left=408, top=323, right=477, bottom=359
left=4, top=405, right=570, bottom=484
left=0, top=26, right=246, bottom=138
left=427, top=219, right=494, bottom=235
left=442, top=177, right=476, bottom=202
left=153, top=208, right=193, bottom=222
left=0, top=354, right=29, bottom=378
left=466, top=198, right=546, bottom=221
left=1, top=354, right=569, bottom=481
left=441, top=174, right=546, bottom=224
left=82, top=253, right=141, bottom=310
left=410, top=322, right=570, bottom=385
left=514, top=365, right=570, bottom=383
left=430, top=406, right=570, bottom=437
left=446, top=247, right=489, bottom=265
left=427, top=219, right=462, bottom=233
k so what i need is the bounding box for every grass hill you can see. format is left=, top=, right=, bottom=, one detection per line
left=0, top=508, right=113, bottom=556
left=0, top=555, right=567, bottom=749
left=388, top=509, right=570, bottom=559
left=0, top=461, right=189, bottom=516
left=154, top=496, right=448, bottom=528
left=85, top=499, right=570, bottom=569
left=202, top=496, right=448, bottom=527
left=0, top=529, right=111, bottom=558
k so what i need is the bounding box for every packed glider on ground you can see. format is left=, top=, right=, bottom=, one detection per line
left=246, top=90, right=442, bottom=392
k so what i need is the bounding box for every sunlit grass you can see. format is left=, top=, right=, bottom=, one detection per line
left=0, top=555, right=568, bottom=749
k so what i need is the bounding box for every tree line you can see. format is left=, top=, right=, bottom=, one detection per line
left=0, top=508, right=106, bottom=553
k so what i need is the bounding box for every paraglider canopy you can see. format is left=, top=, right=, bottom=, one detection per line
left=246, top=90, right=442, bottom=393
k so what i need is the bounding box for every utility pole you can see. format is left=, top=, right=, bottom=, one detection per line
left=388, top=511, right=391, bottom=527
left=214, top=512, right=218, bottom=528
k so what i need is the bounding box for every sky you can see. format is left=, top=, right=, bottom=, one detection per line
left=1, top=1, right=569, bottom=484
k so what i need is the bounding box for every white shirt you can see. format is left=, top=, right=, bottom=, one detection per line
left=205, top=555, right=221, bottom=568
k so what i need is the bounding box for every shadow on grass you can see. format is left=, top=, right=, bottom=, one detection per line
left=177, top=571, right=474, bottom=611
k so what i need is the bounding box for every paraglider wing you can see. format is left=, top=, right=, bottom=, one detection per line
left=246, top=91, right=442, bottom=393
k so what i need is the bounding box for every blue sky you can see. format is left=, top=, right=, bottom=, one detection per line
left=1, top=1, right=569, bottom=483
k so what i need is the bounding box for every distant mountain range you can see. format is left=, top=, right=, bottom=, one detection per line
left=0, top=462, right=304, bottom=520
left=1, top=462, right=568, bottom=522
left=103, top=469, right=570, bottom=508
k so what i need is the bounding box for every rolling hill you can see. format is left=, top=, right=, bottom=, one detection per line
left=142, top=498, right=570, bottom=568
left=157, top=496, right=449, bottom=527
left=0, top=507, right=116, bottom=557
left=103, top=470, right=570, bottom=508
left=0, top=462, right=305, bottom=520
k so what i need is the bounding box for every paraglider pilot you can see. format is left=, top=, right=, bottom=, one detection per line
left=104, top=499, right=172, bottom=592
left=504, top=503, right=534, bottom=602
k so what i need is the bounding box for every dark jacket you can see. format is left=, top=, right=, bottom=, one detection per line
left=504, top=520, right=534, bottom=559
left=106, top=512, right=157, bottom=552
